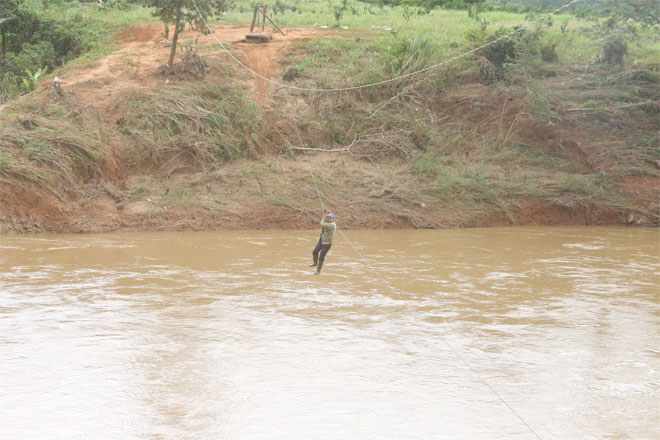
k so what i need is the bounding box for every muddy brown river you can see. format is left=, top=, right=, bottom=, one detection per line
left=1, top=227, right=658, bottom=439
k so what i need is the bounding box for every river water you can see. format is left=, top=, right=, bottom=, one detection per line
left=1, top=227, right=658, bottom=440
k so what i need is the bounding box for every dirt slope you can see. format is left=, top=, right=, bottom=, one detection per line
left=0, top=24, right=657, bottom=233
left=61, top=24, right=332, bottom=104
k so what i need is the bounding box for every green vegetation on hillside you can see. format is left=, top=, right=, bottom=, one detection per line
left=2, top=0, right=658, bottom=100
left=217, top=0, right=658, bottom=71
left=0, top=99, right=106, bottom=198
left=0, top=0, right=153, bottom=98
left=0, top=0, right=658, bottom=230
left=121, top=84, right=260, bottom=165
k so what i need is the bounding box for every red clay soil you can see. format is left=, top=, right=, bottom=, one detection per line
left=0, top=24, right=657, bottom=234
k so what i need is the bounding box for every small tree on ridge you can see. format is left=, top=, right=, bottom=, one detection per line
left=145, top=0, right=230, bottom=68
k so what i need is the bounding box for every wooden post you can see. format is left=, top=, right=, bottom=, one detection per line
left=261, top=5, right=267, bottom=32
left=263, top=12, right=286, bottom=36
left=245, top=4, right=286, bottom=43
left=250, top=6, right=258, bottom=32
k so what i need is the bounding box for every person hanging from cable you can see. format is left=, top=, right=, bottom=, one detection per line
left=310, top=212, right=336, bottom=275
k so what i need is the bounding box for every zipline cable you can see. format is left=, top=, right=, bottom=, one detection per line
left=191, top=0, right=581, bottom=93
left=285, top=87, right=406, bottom=300
left=190, top=1, right=582, bottom=435
left=286, top=91, right=542, bottom=438
left=285, top=89, right=326, bottom=213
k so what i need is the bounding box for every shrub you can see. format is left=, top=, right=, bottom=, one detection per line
left=4, top=42, right=57, bottom=76
left=559, top=174, right=594, bottom=194
left=540, top=36, right=559, bottom=62
left=603, top=35, right=628, bottom=65
left=467, top=27, right=517, bottom=68
left=0, top=149, right=10, bottom=170
left=121, top=85, right=260, bottom=166
left=411, top=152, right=445, bottom=178
left=388, top=35, right=439, bottom=74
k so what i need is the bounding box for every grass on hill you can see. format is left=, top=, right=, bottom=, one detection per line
left=1, top=0, right=658, bottom=227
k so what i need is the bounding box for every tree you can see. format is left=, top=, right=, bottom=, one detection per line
left=0, top=0, right=18, bottom=76
left=145, top=0, right=230, bottom=68
left=599, top=0, right=658, bottom=65
left=605, top=0, right=660, bottom=27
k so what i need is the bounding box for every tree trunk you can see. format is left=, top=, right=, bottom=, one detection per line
left=1, top=31, right=5, bottom=78
left=167, top=2, right=183, bottom=68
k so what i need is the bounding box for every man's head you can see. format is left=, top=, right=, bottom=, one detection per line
left=326, top=213, right=335, bottom=222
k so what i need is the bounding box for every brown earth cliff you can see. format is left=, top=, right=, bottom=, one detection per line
left=0, top=24, right=658, bottom=233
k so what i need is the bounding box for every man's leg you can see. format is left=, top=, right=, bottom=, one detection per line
left=315, top=244, right=332, bottom=274
left=310, top=238, right=322, bottom=266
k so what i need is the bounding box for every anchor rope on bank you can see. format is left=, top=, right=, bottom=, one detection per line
left=191, top=0, right=581, bottom=93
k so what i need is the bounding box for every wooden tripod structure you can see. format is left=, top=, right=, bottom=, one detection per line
left=245, top=4, right=286, bottom=43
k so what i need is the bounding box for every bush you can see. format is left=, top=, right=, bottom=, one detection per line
left=388, top=35, right=439, bottom=74
left=540, top=36, right=559, bottom=62
left=467, top=27, right=518, bottom=68
left=468, top=24, right=564, bottom=76
left=411, top=152, right=445, bottom=178
left=0, top=1, right=147, bottom=97
left=482, top=35, right=517, bottom=68
left=559, top=174, right=594, bottom=194
left=37, top=20, right=83, bottom=59
left=603, top=35, right=628, bottom=65
left=4, top=42, right=57, bottom=76
left=121, top=85, right=260, bottom=166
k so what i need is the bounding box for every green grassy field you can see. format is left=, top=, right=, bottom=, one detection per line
left=214, top=0, right=657, bottom=63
